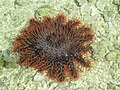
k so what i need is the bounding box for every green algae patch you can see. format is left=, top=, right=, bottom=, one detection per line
left=105, top=50, right=118, bottom=62
left=34, top=5, right=54, bottom=18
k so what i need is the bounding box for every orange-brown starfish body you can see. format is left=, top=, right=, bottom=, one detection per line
left=13, top=14, right=95, bottom=82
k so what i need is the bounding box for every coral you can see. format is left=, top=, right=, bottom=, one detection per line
left=12, top=13, right=95, bottom=82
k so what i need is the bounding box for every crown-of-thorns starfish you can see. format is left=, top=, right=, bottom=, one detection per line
left=13, top=13, right=95, bottom=82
